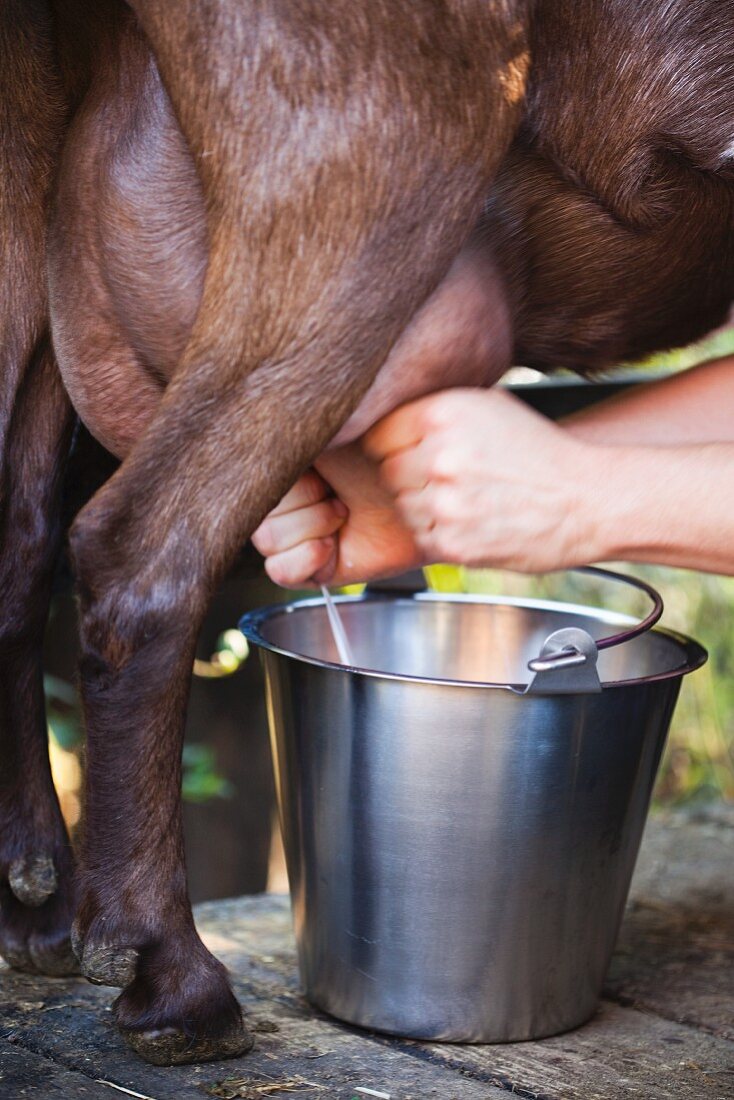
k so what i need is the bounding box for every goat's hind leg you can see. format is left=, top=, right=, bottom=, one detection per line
left=0, top=348, right=76, bottom=976
left=0, top=2, right=77, bottom=975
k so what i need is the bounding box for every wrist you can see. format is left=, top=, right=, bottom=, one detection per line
left=572, top=442, right=675, bottom=564
left=566, top=440, right=644, bottom=565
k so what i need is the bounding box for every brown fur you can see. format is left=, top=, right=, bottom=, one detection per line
left=488, top=1, right=734, bottom=370
left=0, top=0, right=76, bottom=977
left=0, top=0, right=732, bottom=1066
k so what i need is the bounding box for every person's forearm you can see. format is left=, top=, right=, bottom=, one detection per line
left=562, top=353, right=734, bottom=446
left=584, top=441, right=734, bottom=574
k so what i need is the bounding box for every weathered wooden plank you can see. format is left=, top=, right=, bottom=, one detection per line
left=387, top=1000, right=734, bottom=1100
left=0, top=962, right=509, bottom=1100
left=605, top=807, right=734, bottom=1040
left=0, top=1035, right=112, bottom=1098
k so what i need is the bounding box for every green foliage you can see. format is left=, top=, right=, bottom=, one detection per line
left=45, top=674, right=83, bottom=751
left=626, top=325, right=734, bottom=372
left=638, top=568, right=734, bottom=805
left=181, top=743, right=235, bottom=803
left=193, top=628, right=249, bottom=678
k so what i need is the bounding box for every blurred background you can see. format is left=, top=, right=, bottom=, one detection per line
left=44, top=326, right=734, bottom=902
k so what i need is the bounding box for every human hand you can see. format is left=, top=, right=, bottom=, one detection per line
left=252, top=443, right=422, bottom=587
left=364, top=388, right=601, bottom=572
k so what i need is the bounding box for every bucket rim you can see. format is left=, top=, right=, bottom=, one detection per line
left=238, top=590, right=707, bottom=692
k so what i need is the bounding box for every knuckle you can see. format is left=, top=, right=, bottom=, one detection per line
left=312, top=500, right=334, bottom=528
left=431, top=487, right=456, bottom=523
left=251, top=519, right=274, bottom=555
left=394, top=489, right=417, bottom=520
left=298, top=470, right=327, bottom=507
left=429, top=447, right=458, bottom=481
left=265, top=557, right=287, bottom=585
left=421, top=404, right=445, bottom=434
left=422, top=395, right=456, bottom=433
left=305, top=537, right=331, bottom=574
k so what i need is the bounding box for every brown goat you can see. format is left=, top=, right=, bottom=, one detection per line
left=0, top=0, right=732, bottom=1066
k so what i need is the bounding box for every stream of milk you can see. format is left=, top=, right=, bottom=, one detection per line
left=320, top=585, right=355, bottom=666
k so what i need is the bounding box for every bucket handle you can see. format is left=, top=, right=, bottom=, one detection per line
left=524, top=565, right=663, bottom=693
left=368, top=565, right=664, bottom=695
left=572, top=566, right=664, bottom=651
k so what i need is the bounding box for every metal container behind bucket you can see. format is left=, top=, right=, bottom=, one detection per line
left=240, top=576, right=705, bottom=1042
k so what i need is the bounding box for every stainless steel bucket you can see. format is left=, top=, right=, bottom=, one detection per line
left=240, top=570, right=705, bottom=1042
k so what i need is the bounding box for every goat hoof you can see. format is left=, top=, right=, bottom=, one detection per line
left=112, top=945, right=251, bottom=1065
left=0, top=854, right=78, bottom=977
left=121, top=1023, right=254, bottom=1066
left=81, top=943, right=140, bottom=988
left=8, top=853, right=57, bottom=907
left=2, top=945, right=37, bottom=973
left=30, top=928, right=79, bottom=975
left=1, top=923, right=79, bottom=976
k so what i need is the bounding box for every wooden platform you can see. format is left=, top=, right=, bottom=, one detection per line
left=1, top=806, right=732, bottom=1100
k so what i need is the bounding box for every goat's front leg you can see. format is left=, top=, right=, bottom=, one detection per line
left=68, top=354, right=414, bottom=1065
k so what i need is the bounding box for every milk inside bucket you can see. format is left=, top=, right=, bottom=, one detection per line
left=239, top=567, right=706, bottom=1042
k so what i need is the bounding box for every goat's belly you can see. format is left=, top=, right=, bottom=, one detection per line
left=48, top=44, right=207, bottom=458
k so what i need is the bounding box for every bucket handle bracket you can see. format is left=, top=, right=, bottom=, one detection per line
left=525, top=627, right=601, bottom=695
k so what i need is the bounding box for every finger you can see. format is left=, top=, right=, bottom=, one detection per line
left=267, top=469, right=331, bottom=519
left=363, top=398, right=433, bottom=461
left=379, top=439, right=435, bottom=494
left=365, top=390, right=477, bottom=461
left=253, top=498, right=346, bottom=556
left=264, top=537, right=337, bottom=589
left=310, top=541, right=340, bottom=585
